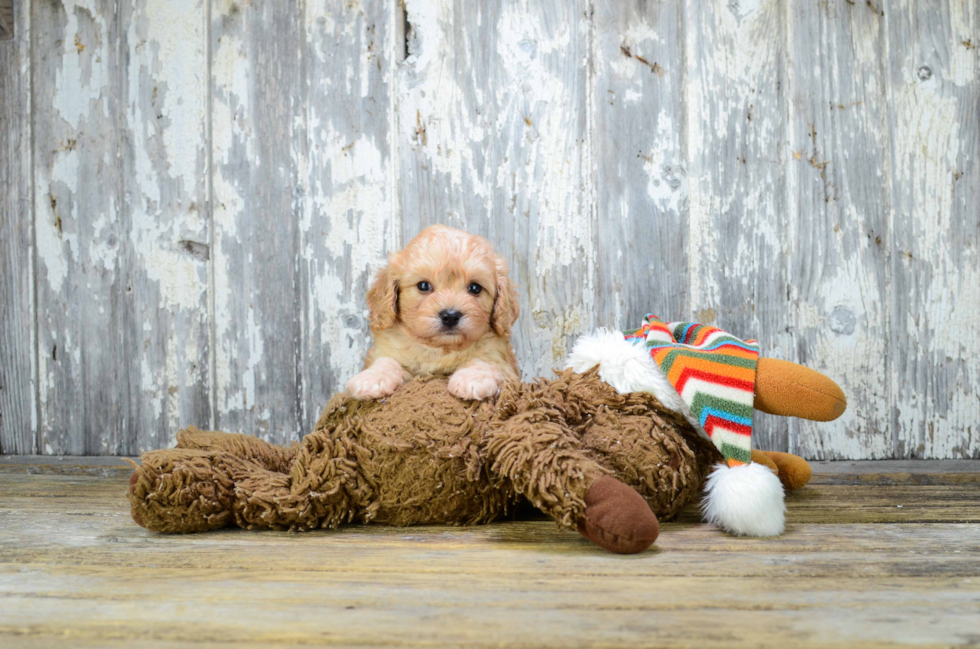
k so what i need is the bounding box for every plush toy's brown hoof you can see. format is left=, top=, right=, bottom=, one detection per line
left=577, top=476, right=659, bottom=554
left=128, top=470, right=145, bottom=528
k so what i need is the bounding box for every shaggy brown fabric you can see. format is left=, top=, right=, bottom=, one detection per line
left=128, top=369, right=722, bottom=548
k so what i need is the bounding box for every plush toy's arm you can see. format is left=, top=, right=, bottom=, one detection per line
left=754, top=358, right=847, bottom=422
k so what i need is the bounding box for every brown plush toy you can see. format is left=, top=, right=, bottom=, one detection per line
left=128, top=352, right=844, bottom=554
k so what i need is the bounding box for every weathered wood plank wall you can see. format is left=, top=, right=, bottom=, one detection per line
left=787, top=0, right=893, bottom=459
left=0, top=0, right=977, bottom=458
left=29, top=0, right=212, bottom=456
left=887, top=0, right=980, bottom=459
left=210, top=0, right=397, bottom=440
left=0, top=0, right=34, bottom=454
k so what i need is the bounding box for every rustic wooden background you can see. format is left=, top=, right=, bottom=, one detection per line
left=0, top=0, right=977, bottom=458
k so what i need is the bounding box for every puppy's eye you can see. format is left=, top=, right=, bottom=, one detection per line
left=417, top=281, right=432, bottom=293
left=468, top=282, right=483, bottom=295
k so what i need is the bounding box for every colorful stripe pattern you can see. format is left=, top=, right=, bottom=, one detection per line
left=624, top=315, right=760, bottom=467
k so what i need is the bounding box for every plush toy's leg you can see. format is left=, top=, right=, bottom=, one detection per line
left=757, top=450, right=812, bottom=490
left=750, top=448, right=779, bottom=473
left=575, top=406, right=717, bottom=522
left=129, top=440, right=363, bottom=533
left=754, top=358, right=847, bottom=421
left=486, top=415, right=659, bottom=554
left=175, top=426, right=297, bottom=473
left=129, top=448, right=240, bottom=533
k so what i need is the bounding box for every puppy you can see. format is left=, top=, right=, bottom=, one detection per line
left=346, top=225, right=520, bottom=401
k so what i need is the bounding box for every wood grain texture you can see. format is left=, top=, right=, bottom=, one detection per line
left=683, top=0, right=792, bottom=453
left=297, top=0, right=397, bottom=437
left=786, top=0, right=893, bottom=459
left=0, top=0, right=35, bottom=454
left=31, top=0, right=211, bottom=455
left=885, top=0, right=980, bottom=459
left=808, top=458, right=980, bottom=485
left=211, top=0, right=395, bottom=444
left=0, top=470, right=978, bottom=647
left=593, top=0, right=688, bottom=329
left=210, top=0, right=306, bottom=442
left=0, top=1, right=13, bottom=41
left=396, top=0, right=596, bottom=379
left=32, top=0, right=119, bottom=455
left=123, top=0, right=212, bottom=453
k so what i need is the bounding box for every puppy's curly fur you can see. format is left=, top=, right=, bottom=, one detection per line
left=346, top=226, right=520, bottom=401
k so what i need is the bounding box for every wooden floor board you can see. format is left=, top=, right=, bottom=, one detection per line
left=0, top=463, right=978, bottom=647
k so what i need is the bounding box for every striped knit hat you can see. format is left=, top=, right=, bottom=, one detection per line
left=567, top=317, right=785, bottom=537
left=623, top=315, right=759, bottom=468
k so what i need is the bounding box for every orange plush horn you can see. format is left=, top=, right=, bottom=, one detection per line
left=753, top=358, right=847, bottom=422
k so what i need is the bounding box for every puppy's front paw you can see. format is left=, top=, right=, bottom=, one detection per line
left=448, top=365, right=500, bottom=401
left=347, top=370, right=403, bottom=400
left=346, top=359, right=405, bottom=400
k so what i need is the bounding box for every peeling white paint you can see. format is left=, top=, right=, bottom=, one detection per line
left=145, top=248, right=205, bottom=311
left=642, top=111, right=687, bottom=214
left=211, top=23, right=250, bottom=423
left=141, top=0, right=209, bottom=198
left=211, top=171, right=244, bottom=418
left=16, top=0, right=979, bottom=459
left=890, top=67, right=979, bottom=458
left=400, top=0, right=489, bottom=199
left=51, top=0, right=108, bottom=130
left=30, top=0, right=212, bottom=454
left=303, top=3, right=397, bottom=404
left=947, top=2, right=978, bottom=87
left=34, top=198, right=69, bottom=296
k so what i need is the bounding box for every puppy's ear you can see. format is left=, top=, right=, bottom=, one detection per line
left=490, top=256, right=520, bottom=337
left=366, top=265, right=399, bottom=332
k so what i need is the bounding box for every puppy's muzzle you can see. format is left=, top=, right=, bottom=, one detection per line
left=439, top=309, right=463, bottom=330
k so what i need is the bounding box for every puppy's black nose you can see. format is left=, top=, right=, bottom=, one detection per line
left=439, top=309, right=463, bottom=329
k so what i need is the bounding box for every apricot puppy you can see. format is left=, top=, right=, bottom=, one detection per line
left=346, top=225, right=520, bottom=401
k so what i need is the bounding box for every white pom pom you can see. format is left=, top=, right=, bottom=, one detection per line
left=566, top=329, right=691, bottom=420
left=701, top=462, right=786, bottom=536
